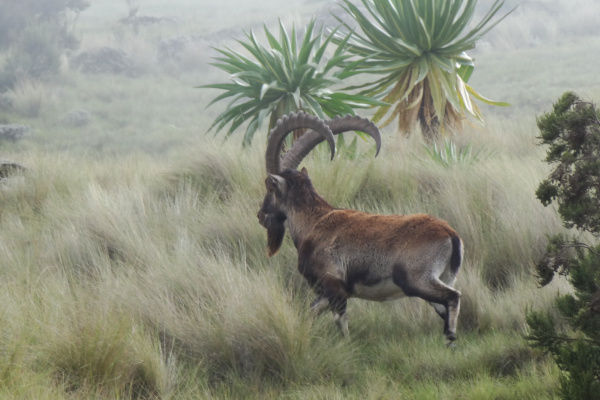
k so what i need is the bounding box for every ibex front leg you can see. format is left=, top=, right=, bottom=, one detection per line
left=310, top=295, right=329, bottom=315
left=331, top=297, right=349, bottom=337
left=300, top=252, right=350, bottom=337
left=309, top=284, right=350, bottom=337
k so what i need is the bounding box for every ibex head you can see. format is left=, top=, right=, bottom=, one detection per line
left=257, top=112, right=381, bottom=256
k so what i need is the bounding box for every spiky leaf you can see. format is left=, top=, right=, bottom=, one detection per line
left=334, top=0, right=514, bottom=136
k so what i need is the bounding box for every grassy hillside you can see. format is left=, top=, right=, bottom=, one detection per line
left=0, top=129, right=568, bottom=399
left=1, top=0, right=599, bottom=398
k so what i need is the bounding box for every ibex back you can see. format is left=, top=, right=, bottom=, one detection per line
left=258, top=112, right=463, bottom=344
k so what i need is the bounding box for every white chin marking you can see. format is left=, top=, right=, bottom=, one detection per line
left=353, top=278, right=406, bottom=301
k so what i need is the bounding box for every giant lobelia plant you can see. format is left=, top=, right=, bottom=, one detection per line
left=335, top=0, right=514, bottom=140
left=201, top=19, right=386, bottom=146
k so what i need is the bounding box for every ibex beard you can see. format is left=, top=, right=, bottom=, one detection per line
left=257, top=208, right=286, bottom=257
left=258, top=112, right=463, bottom=345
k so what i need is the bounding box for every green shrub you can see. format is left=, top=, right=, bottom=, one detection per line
left=527, top=92, right=600, bottom=399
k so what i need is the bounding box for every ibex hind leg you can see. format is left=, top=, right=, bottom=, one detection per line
left=393, top=265, right=461, bottom=343
left=429, top=268, right=459, bottom=332
left=420, top=278, right=461, bottom=343
left=430, top=302, right=447, bottom=320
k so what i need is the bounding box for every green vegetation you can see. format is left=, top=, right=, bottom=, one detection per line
left=0, top=0, right=599, bottom=398
left=202, top=19, right=385, bottom=146
left=422, top=139, right=485, bottom=168
left=527, top=92, right=600, bottom=399
left=335, top=0, right=512, bottom=140
left=0, top=126, right=564, bottom=399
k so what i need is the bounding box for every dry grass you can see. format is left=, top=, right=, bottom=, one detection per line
left=1, top=0, right=595, bottom=398
left=3, top=79, right=58, bottom=118
left=0, top=119, right=567, bottom=398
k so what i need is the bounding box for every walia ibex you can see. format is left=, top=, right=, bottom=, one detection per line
left=258, top=112, right=463, bottom=344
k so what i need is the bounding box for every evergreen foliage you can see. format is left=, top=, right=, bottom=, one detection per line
left=527, top=91, right=600, bottom=399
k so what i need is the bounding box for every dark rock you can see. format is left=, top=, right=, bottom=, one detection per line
left=0, top=124, right=28, bottom=143
left=71, top=47, right=134, bottom=75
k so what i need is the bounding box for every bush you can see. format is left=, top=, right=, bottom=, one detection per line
left=71, top=47, right=134, bottom=75
left=527, top=92, right=600, bottom=400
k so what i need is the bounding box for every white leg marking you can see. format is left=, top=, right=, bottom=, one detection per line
left=430, top=302, right=446, bottom=318
left=447, top=290, right=461, bottom=336
left=333, top=313, right=349, bottom=337
left=310, top=296, right=329, bottom=315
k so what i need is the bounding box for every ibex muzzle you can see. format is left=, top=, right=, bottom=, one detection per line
left=258, top=112, right=463, bottom=344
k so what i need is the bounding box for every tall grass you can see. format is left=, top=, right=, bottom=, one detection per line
left=1, top=0, right=596, bottom=398
left=0, top=120, right=568, bottom=398
left=2, top=79, right=57, bottom=118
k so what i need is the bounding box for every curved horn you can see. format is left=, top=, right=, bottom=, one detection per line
left=281, top=114, right=381, bottom=171
left=265, top=112, right=335, bottom=174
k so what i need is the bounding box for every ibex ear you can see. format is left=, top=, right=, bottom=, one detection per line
left=300, top=167, right=309, bottom=176
left=267, top=174, right=286, bottom=191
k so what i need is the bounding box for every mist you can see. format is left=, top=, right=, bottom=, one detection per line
left=0, top=0, right=598, bottom=155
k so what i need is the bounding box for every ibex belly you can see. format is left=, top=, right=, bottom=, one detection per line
left=353, top=278, right=406, bottom=301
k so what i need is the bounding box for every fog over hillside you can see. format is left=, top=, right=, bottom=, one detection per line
left=136, top=0, right=598, bottom=117
left=1, top=0, right=599, bottom=153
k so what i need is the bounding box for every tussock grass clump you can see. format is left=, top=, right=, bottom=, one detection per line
left=2, top=79, right=56, bottom=118
left=0, top=153, right=88, bottom=218
left=42, top=306, right=165, bottom=398
left=156, top=140, right=263, bottom=202
left=0, top=115, right=567, bottom=398
left=117, top=246, right=358, bottom=387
